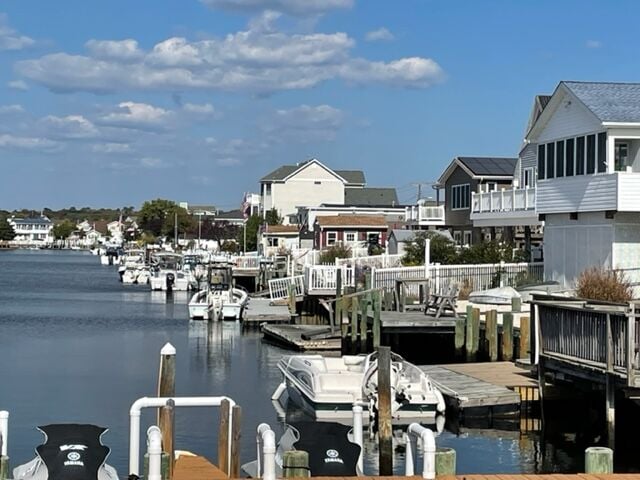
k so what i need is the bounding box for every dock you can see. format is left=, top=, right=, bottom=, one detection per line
left=242, top=298, right=292, bottom=328
left=421, top=361, right=537, bottom=418
left=173, top=453, right=228, bottom=480
left=261, top=324, right=341, bottom=351
left=380, top=310, right=459, bottom=332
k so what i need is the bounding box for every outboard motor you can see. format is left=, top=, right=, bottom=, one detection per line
left=13, top=424, right=118, bottom=480
left=166, top=273, right=175, bottom=292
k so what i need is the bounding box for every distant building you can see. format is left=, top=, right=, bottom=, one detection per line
left=258, top=224, right=300, bottom=257
left=215, top=209, right=245, bottom=227
left=179, top=203, right=217, bottom=217
left=9, top=216, right=53, bottom=246
left=314, top=214, right=388, bottom=250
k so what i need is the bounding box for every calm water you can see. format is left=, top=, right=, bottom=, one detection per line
left=0, top=250, right=604, bottom=476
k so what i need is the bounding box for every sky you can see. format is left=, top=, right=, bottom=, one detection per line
left=0, top=0, right=635, bottom=211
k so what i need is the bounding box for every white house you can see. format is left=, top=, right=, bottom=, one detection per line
left=9, top=216, right=53, bottom=246
left=258, top=224, right=300, bottom=257
left=525, top=81, right=640, bottom=288
left=260, top=159, right=366, bottom=224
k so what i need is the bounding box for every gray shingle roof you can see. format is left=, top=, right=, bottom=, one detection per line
left=12, top=217, right=51, bottom=225
left=344, top=187, right=398, bottom=206
left=215, top=209, right=244, bottom=219
left=335, top=170, right=366, bottom=185
left=260, top=165, right=298, bottom=182
left=563, top=81, right=640, bottom=123
left=260, top=161, right=365, bottom=184
left=458, top=157, right=517, bottom=176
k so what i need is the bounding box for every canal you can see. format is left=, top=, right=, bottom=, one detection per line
left=0, top=250, right=629, bottom=476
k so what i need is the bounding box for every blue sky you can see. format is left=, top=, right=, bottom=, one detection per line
left=0, top=0, right=633, bottom=210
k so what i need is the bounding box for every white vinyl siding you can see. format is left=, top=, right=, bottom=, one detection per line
left=451, top=184, right=470, bottom=210
left=536, top=91, right=602, bottom=143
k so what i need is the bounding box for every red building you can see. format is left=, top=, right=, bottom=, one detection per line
left=314, top=214, right=388, bottom=249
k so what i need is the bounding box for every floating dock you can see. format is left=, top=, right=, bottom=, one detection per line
left=421, top=361, right=537, bottom=418
left=173, top=453, right=228, bottom=480
left=261, top=324, right=341, bottom=351
left=380, top=310, right=459, bottom=332
left=242, top=298, right=292, bottom=328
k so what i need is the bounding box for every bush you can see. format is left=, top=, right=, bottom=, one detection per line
left=402, top=231, right=457, bottom=266
left=458, top=278, right=474, bottom=300
left=575, top=267, right=633, bottom=303
left=320, top=243, right=351, bottom=264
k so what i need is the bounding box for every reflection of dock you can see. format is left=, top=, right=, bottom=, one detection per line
left=242, top=298, right=292, bottom=328
left=261, top=324, right=341, bottom=351
left=421, top=361, right=537, bottom=418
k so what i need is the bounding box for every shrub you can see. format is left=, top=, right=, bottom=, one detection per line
left=458, top=278, right=474, bottom=300
left=575, top=267, right=633, bottom=303
left=319, top=243, right=352, bottom=264
left=402, top=231, right=457, bottom=266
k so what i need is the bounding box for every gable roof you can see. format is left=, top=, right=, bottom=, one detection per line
left=216, top=209, right=244, bottom=220
left=316, top=214, right=387, bottom=228
left=260, top=159, right=365, bottom=185
left=11, top=216, right=51, bottom=225
left=264, top=225, right=299, bottom=234
left=437, top=156, right=517, bottom=185
left=344, top=187, right=398, bottom=206
left=563, top=81, right=640, bottom=123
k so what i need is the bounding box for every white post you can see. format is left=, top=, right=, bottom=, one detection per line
left=256, top=423, right=276, bottom=480
left=424, top=238, right=431, bottom=280
left=0, top=410, right=8, bottom=457
left=404, top=432, right=414, bottom=476
left=405, top=423, right=436, bottom=479
left=146, top=426, right=163, bottom=480
left=352, top=403, right=364, bottom=474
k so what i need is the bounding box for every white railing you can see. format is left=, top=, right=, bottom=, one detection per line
left=305, top=265, right=355, bottom=293
left=336, top=253, right=403, bottom=269
left=268, top=275, right=305, bottom=300
left=233, top=255, right=260, bottom=269
left=471, top=187, right=536, bottom=214
left=405, top=205, right=445, bottom=224
left=372, top=262, right=544, bottom=296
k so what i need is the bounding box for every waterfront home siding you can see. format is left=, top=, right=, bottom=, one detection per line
left=617, top=173, right=640, bottom=211
left=536, top=174, right=618, bottom=214
left=544, top=212, right=614, bottom=287
left=444, top=165, right=478, bottom=228
left=535, top=90, right=602, bottom=144
left=519, top=143, right=537, bottom=186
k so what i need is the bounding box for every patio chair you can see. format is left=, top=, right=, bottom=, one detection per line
left=424, top=282, right=459, bottom=319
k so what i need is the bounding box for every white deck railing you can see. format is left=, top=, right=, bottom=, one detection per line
left=471, top=187, right=536, bottom=214
left=405, top=205, right=445, bottom=225
left=336, top=253, right=403, bottom=269
left=305, top=265, right=355, bottom=293
left=268, top=275, right=305, bottom=300
left=233, top=255, right=260, bottom=269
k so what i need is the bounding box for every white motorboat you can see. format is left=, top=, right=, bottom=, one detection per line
left=187, top=264, right=249, bottom=320
left=468, top=286, right=521, bottom=305
left=119, top=249, right=146, bottom=283
left=100, top=246, right=121, bottom=266
left=149, top=253, right=189, bottom=291
left=274, top=352, right=445, bottom=421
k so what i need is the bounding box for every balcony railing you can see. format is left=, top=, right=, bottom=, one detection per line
left=471, top=188, right=536, bottom=214
left=405, top=205, right=445, bottom=225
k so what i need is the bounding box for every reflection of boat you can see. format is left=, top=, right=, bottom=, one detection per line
left=274, top=352, right=445, bottom=421
left=188, top=264, right=249, bottom=320
left=13, top=424, right=118, bottom=480
left=149, top=253, right=188, bottom=291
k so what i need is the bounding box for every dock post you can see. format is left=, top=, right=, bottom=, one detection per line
left=606, top=313, right=616, bottom=449
left=350, top=296, right=359, bottom=353
left=585, top=447, right=613, bottom=473
left=454, top=317, right=465, bottom=359
left=502, top=312, right=514, bottom=361
left=377, top=346, right=393, bottom=476
left=157, top=343, right=176, bottom=424
left=372, top=291, right=381, bottom=349
left=435, top=447, right=456, bottom=475
left=487, top=310, right=498, bottom=362
left=282, top=451, right=309, bottom=477
left=218, top=399, right=231, bottom=475
left=159, top=400, right=175, bottom=479
left=519, top=316, right=530, bottom=359
left=230, top=405, right=242, bottom=478
left=287, top=284, right=296, bottom=317
left=0, top=456, right=7, bottom=480
left=335, top=269, right=342, bottom=333
left=360, top=290, right=369, bottom=352
left=511, top=296, right=522, bottom=313
left=466, top=307, right=480, bottom=362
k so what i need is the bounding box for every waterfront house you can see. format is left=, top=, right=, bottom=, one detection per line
left=525, top=81, right=640, bottom=288
left=215, top=209, right=246, bottom=227
left=179, top=203, right=217, bottom=218
left=8, top=215, right=53, bottom=246
left=258, top=224, right=301, bottom=256
left=436, top=156, right=517, bottom=245
left=313, top=214, right=388, bottom=250
left=260, top=159, right=366, bottom=224
left=404, top=198, right=446, bottom=230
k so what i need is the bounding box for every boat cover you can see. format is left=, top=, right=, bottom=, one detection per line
left=468, top=286, right=521, bottom=305
left=13, top=424, right=118, bottom=480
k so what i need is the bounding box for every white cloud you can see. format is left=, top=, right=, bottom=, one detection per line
left=98, top=102, right=172, bottom=130
left=0, top=13, right=34, bottom=51
left=263, top=104, right=343, bottom=141
left=0, top=104, right=25, bottom=114
left=85, top=39, right=144, bottom=61
left=183, top=102, right=216, bottom=115
left=586, top=39, right=602, bottom=49
left=38, top=115, right=99, bottom=139
left=92, top=142, right=132, bottom=154
left=7, top=80, right=28, bottom=91
left=0, top=134, right=58, bottom=150
left=140, top=157, right=169, bottom=168
left=216, top=157, right=242, bottom=167
left=16, top=20, right=444, bottom=94
left=365, top=27, right=394, bottom=42
left=200, top=0, right=353, bottom=16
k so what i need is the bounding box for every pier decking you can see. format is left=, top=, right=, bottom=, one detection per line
left=173, top=453, right=228, bottom=480
left=242, top=298, right=292, bottom=327
left=261, top=324, right=341, bottom=351
left=380, top=311, right=459, bottom=332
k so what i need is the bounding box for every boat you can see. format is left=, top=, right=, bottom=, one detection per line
left=187, top=263, right=249, bottom=320
left=100, top=246, right=121, bottom=266
left=149, top=253, right=189, bottom=291
left=118, top=249, right=147, bottom=283
left=468, top=286, right=521, bottom=305
left=274, top=351, right=445, bottom=421
left=13, top=423, right=118, bottom=480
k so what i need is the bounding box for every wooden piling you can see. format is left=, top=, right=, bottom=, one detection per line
left=230, top=405, right=242, bottom=478
left=335, top=269, right=342, bottom=332
left=157, top=343, right=176, bottom=426
left=288, top=285, right=296, bottom=316
left=350, top=296, right=359, bottom=351
left=502, top=312, right=514, bottom=361
left=217, top=399, right=230, bottom=475
left=585, top=447, right=613, bottom=474
left=0, top=456, right=8, bottom=480
left=454, top=318, right=465, bottom=358
left=435, top=447, right=456, bottom=475
left=486, top=310, right=498, bottom=362
left=519, top=315, right=530, bottom=359
left=160, top=399, right=175, bottom=479
left=377, top=346, right=393, bottom=476
left=372, top=290, right=381, bottom=349
left=360, top=291, right=369, bottom=352
left=466, top=307, right=480, bottom=362
left=511, top=296, right=522, bottom=313
left=283, top=450, right=310, bottom=477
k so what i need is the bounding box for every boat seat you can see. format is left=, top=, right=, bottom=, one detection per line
left=318, top=373, right=362, bottom=392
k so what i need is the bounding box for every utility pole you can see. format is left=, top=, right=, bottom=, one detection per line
left=412, top=182, right=435, bottom=202
left=174, top=211, right=178, bottom=249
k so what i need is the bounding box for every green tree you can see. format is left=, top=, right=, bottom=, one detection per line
left=238, top=214, right=262, bottom=252
left=319, top=244, right=352, bottom=264
left=0, top=218, right=15, bottom=241
left=402, top=231, right=458, bottom=266
left=138, top=199, right=195, bottom=238
left=52, top=219, right=76, bottom=239
left=265, top=208, right=282, bottom=225
left=457, top=240, right=515, bottom=264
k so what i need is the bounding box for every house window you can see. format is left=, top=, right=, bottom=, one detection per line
left=566, top=138, right=575, bottom=176
left=576, top=136, right=585, bottom=175
left=451, top=184, right=470, bottom=210
left=345, top=232, right=356, bottom=243
left=523, top=168, right=535, bottom=188
left=586, top=134, right=596, bottom=174
left=265, top=184, right=271, bottom=195
left=556, top=140, right=565, bottom=177
left=546, top=143, right=555, bottom=179
left=267, top=237, right=279, bottom=247
left=597, top=133, right=607, bottom=173
left=367, top=232, right=380, bottom=245
left=615, top=142, right=630, bottom=171
left=463, top=231, right=472, bottom=246
left=486, top=182, right=497, bottom=192
left=453, top=231, right=462, bottom=245
left=326, top=231, right=337, bottom=246
left=537, top=144, right=546, bottom=179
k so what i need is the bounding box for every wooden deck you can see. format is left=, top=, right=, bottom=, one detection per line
left=173, top=453, right=227, bottom=480
left=380, top=310, right=459, bottom=333
left=242, top=298, right=292, bottom=327
left=421, top=361, right=537, bottom=416
left=261, top=324, right=341, bottom=351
